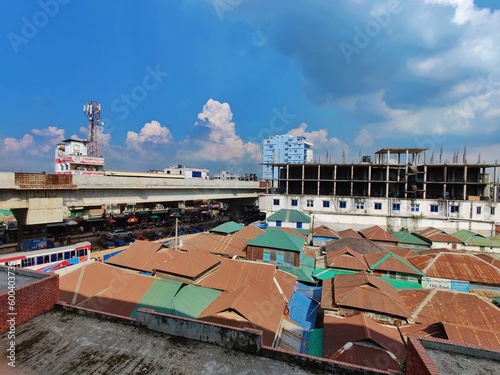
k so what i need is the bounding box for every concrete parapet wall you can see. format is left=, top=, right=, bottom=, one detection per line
left=136, top=308, right=261, bottom=354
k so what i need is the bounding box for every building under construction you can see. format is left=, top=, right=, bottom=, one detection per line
left=259, top=147, right=500, bottom=235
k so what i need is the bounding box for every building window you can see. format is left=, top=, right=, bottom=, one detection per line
left=491, top=206, right=496, bottom=215
left=291, top=199, right=298, bottom=207
left=296, top=222, right=302, bottom=229
left=339, top=201, right=347, bottom=209
left=276, top=220, right=282, bottom=227
left=306, top=200, right=313, bottom=207
left=277, top=252, right=285, bottom=265
left=450, top=206, right=459, bottom=213
left=476, top=206, right=482, bottom=215
left=263, top=251, right=270, bottom=262
left=356, top=202, right=365, bottom=210
left=410, top=204, right=420, bottom=212
left=374, top=202, right=382, bottom=210
left=392, top=203, right=401, bottom=211
left=430, top=204, right=439, bottom=213
left=273, top=199, right=280, bottom=206
left=323, top=201, right=330, bottom=208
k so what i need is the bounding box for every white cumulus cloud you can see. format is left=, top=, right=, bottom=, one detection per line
left=183, top=99, right=260, bottom=162
left=126, top=120, right=173, bottom=152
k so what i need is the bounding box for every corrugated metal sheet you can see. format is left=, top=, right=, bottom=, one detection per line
left=267, top=209, right=311, bottom=223
left=408, top=252, right=500, bottom=284
left=323, top=313, right=406, bottom=363
left=416, top=227, right=463, bottom=244
left=129, top=278, right=183, bottom=318
left=333, top=273, right=412, bottom=319
left=313, top=225, right=340, bottom=239
left=451, top=230, right=500, bottom=247
left=154, top=248, right=221, bottom=279
left=323, top=238, right=387, bottom=255
left=181, top=233, right=247, bottom=258
left=442, top=322, right=500, bottom=350
left=325, top=245, right=369, bottom=271
left=247, top=230, right=305, bottom=252
left=392, top=230, right=431, bottom=246
left=359, top=225, right=399, bottom=243
left=195, top=258, right=292, bottom=301
left=210, top=221, right=244, bottom=234
left=199, top=284, right=286, bottom=346
left=338, top=228, right=363, bottom=239
left=400, top=289, right=500, bottom=333
left=105, top=240, right=174, bottom=272
left=365, top=252, right=423, bottom=276
left=59, top=262, right=154, bottom=317
left=330, top=343, right=404, bottom=373
left=130, top=279, right=221, bottom=319
left=14, top=172, right=75, bottom=189
left=307, top=328, right=323, bottom=357
left=170, top=284, right=222, bottom=318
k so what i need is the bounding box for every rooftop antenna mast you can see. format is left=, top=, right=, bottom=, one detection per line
left=83, top=101, right=103, bottom=157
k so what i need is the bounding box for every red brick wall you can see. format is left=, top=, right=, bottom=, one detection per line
left=0, top=267, right=59, bottom=333
left=405, top=336, right=441, bottom=375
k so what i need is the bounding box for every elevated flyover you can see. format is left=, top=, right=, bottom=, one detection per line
left=0, top=172, right=263, bottom=226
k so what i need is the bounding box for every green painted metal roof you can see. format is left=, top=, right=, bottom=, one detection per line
left=247, top=230, right=305, bottom=252
left=130, top=278, right=182, bottom=319
left=312, top=268, right=357, bottom=280
left=130, top=279, right=221, bottom=319
left=278, top=266, right=315, bottom=283
left=392, top=230, right=430, bottom=246
left=307, top=328, right=323, bottom=357
left=451, top=230, right=500, bottom=247
left=378, top=277, right=422, bottom=290
left=267, top=209, right=311, bottom=223
left=210, top=221, right=244, bottom=234
left=372, top=252, right=424, bottom=276
left=171, top=284, right=221, bottom=318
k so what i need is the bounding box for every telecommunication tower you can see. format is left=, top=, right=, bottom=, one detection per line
left=83, top=100, right=103, bottom=157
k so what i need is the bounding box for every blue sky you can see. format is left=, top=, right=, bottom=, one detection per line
left=1, top=0, right=500, bottom=176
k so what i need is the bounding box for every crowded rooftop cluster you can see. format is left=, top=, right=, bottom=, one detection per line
left=48, top=209, right=500, bottom=373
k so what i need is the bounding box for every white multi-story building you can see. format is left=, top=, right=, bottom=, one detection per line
left=55, top=139, right=104, bottom=176
left=262, top=134, right=313, bottom=181
left=163, top=165, right=209, bottom=179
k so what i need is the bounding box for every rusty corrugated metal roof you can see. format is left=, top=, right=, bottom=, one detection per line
left=338, top=228, right=363, bottom=239
left=399, top=289, right=500, bottom=333
left=332, top=273, right=412, bottom=318
left=330, top=343, right=404, bottom=373
left=359, top=225, right=399, bottom=243
left=181, top=232, right=247, bottom=258
left=407, top=252, right=500, bottom=284
left=231, top=225, right=265, bottom=241
left=195, top=258, right=295, bottom=302
left=313, top=225, right=341, bottom=239
left=199, top=284, right=286, bottom=346
left=415, top=227, right=463, bottom=244
left=325, top=246, right=369, bottom=271
left=323, top=238, right=387, bottom=255
left=154, top=248, right=221, bottom=280
left=59, top=262, right=154, bottom=317
left=474, top=253, right=500, bottom=270
left=442, top=322, right=500, bottom=350
left=323, top=313, right=406, bottom=364
left=105, top=240, right=174, bottom=272
left=386, top=247, right=421, bottom=258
